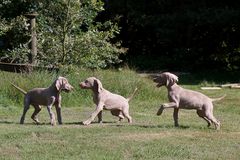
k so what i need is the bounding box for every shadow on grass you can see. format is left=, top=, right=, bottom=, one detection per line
left=103, top=123, right=191, bottom=129
left=0, top=120, right=46, bottom=125
left=0, top=120, right=68, bottom=126
left=0, top=120, right=118, bottom=126
left=0, top=120, right=16, bottom=124
left=65, top=121, right=116, bottom=125
left=135, top=124, right=190, bottom=129
left=63, top=121, right=205, bottom=130
left=92, top=123, right=215, bottom=130
left=0, top=120, right=215, bottom=131
left=133, top=123, right=216, bottom=130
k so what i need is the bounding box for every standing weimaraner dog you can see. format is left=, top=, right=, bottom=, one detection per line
left=153, top=72, right=225, bottom=130
left=79, top=77, right=137, bottom=125
left=12, top=76, right=73, bottom=125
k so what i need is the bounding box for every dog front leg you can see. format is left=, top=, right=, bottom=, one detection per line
left=55, top=105, right=62, bottom=125
left=83, top=104, right=103, bottom=125
left=157, top=102, right=177, bottom=115
left=97, top=111, right=103, bottom=123
left=55, top=96, right=62, bottom=125
left=47, top=105, right=56, bottom=126
left=173, top=108, right=179, bottom=127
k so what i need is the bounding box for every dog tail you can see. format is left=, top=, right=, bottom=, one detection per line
left=127, top=87, right=138, bottom=102
left=11, top=83, right=27, bottom=95
left=211, top=94, right=226, bottom=102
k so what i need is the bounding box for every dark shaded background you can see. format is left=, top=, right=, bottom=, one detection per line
left=1, top=0, right=240, bottom=71
left=100, top=0, right=240, bottom=71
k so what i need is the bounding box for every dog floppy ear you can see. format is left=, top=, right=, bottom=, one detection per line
left=55, top=77, right=63, bottom=91
left=167, top=73, right=178, bottom=86
left=166, top=77, right=170, bottom=86
left=93, top=78, right=103, bottom=93
left=161, top=72, right=178, bottom=86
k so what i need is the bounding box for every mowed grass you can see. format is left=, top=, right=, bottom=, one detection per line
left=0, top=69, right=240, bottom=160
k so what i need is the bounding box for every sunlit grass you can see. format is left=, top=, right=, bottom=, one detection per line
left=0, top=69, right=240, bottom=159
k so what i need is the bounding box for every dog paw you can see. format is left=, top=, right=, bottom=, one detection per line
left=51, top=121, right=56, bottom=126
left=36, top=121, right=41, bottom=125
left=156, top=105, right=164, bottom=116
left=162, top=104, right=167, bottom=107
left=83, top=120, right=91, bottom=125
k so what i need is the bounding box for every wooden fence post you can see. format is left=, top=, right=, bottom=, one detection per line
left=25, top=13, right=38, bottom=65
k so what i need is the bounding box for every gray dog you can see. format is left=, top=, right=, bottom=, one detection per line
left=79, top=77, right=137, bottom=125
left=12, top=77, right=73, bottom=125
left=153, top=72, right=225, bottom=130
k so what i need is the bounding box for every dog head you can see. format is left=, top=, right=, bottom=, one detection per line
left=55, top=76, right=73, bottom=92
left=79, top=77, right=103, bottom=93
left=153, top=72, right=178, bottom=87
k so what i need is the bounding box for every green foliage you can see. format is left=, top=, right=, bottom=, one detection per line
left=0, top=0, right=124, bottom=69
left=0, top=18, right=9, bottom=36
left=1, top=0, right=240, bottom=71
left=0, top=15, right=30, bottom=63
left=0, top=68, right=151, bottom=108
left=0, top=0, right=32, bottom=63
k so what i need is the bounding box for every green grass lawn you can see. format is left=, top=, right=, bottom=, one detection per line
left=0, top=69, right=240, bottom=160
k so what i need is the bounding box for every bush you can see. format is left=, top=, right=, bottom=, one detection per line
left=0, top=0, right=125, bottom=69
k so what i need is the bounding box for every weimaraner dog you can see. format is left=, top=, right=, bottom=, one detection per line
left=12, top=77, right=73, bottom=125
left=79, top=77, right=137, bottom=125
left=153, top=72, right=225, bottom=130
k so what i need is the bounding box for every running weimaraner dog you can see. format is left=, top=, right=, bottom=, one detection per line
left=12, top=77, right=73, bottom=125
left=153, top=72, right=225, bottom=130
left=79, top=77, right=137, bottom=125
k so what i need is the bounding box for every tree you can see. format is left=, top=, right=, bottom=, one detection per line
left=0, top=0, right=30, bottom=63
left=103, top=0, right=240, bottom=71
left=0, top=0, right=125, bottom=69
